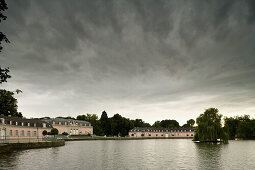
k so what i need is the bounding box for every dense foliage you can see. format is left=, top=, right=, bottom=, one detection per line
left=0, top=89, right=22, bottom=117
left=225, top=115, right=255, bottom=139
left=152, top=119, right=180, bottom=128
left=0, top=0, right=10, bottom=52
left=42, top=130, right=48, bottom=136
left=182, top=119, right=195, bottom=128
left=194, top=108, right=228, bottom=143
left=50, top=128, right=59, bottom=137
left=76, top=111, right=152, bottom=136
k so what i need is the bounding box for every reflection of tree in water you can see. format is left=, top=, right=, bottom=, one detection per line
left=0, top=150, right=23, bottom=168
left=195, top=143, right=226, bottom=169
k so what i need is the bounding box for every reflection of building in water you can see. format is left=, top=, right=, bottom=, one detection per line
left=42, top=118, right=93, bottom=135
left=0, top=115, right=52, bottom=139
left=0, top=115, right=93, bottom=140
left=129, top=127, right=195, bottom=138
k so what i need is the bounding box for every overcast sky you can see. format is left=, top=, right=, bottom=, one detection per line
left=1, top=0, right=255, bottom=125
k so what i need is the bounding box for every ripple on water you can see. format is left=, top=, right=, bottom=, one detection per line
left=0, top=140, right=255, bottom=170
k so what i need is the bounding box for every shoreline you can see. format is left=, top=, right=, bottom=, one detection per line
left=0, top=140, right=65, bottom=154
left=65, top=136, right=194, bottom=141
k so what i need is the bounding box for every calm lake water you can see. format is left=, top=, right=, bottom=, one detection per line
left=0, top=139, right=255, bottom=170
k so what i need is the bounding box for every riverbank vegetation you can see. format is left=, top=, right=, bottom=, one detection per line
left=194, top=108, right=229, bottom=143
left=224, top=115, right=255, bottom=140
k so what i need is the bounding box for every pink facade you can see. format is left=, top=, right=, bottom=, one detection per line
left=0, top=116, right=52, bottom=139
left=0, top=116, right=93, bottom=140
left=129, top=127, right=195, bottom=138
left=44, top=118, right=93, bottom=135
left=53, top=125, right=93, bottom=135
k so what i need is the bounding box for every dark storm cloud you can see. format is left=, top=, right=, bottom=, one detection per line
left=1, top=0, right=255, bottom=124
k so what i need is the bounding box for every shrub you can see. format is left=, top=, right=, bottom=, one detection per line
left=42, top=130, right=48, bottom=136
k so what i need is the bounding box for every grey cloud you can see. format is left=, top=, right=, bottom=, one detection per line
left=1, top=0, right=255, bottom=124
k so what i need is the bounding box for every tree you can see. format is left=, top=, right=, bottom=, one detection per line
left=152, top=121, right=161, bottom=128
left=183, top=119, right=195, bottom=128
left=77, top=114, right=104, bottom=136
left=0, top=0, right=10, bottom=52
left=152, top=119, right=180, bottom=128
left=195, top=108, right=228, bottom=143
left=132, top=119, right=151, bottom=127
left=42, top=130, right=48, bottom=136
left=0, top=89, right=22, bottom=117
left=100, top=111, right=111, bottom=136
left=0, top=66, right=11, bottom=84
left=62, top=132, right=68, bottom=135
left=187, top=119, right=195, bottom=127
left=50, top=128, right=59, bottom=137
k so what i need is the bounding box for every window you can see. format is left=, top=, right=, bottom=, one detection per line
left=21, top=130, right=25, bottom=136
left=34, top=123, right=36, bottom=127
left=161, top=134, right=163, bottom=137
left=33, top=131, right=37, bottom=136
left=156, top=134, right=158, bottom=136
left=15, top=130, right=19, bottom=136
left=9, top=130, right=13, bottom=136
left=28, top=123, right=30, bottom=126
left=27, top=131, right=31, bottom=137
left=149, top=134, right=151, bottom=136
left=16, top=122, right=18, bottom=125
left=187, top=134, right=189, bottom=136
left=131, top=134, right=134, bottom=136
left=43, top=123, right=46, bottom=128
left=191, top=134, right=193, bottom=136
left=59, top=122, right=61, bottom=125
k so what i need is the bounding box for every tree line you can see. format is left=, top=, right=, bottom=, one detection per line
left=74, top=111, right=195, bottom=137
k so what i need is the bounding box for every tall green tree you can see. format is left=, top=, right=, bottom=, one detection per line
left=100, top=111, right=111, bottom=136
left=110, top=114, right=134, bottom=136
left=0, top=0, right=10, bottom=52
left=0, top=89, right=22, bottom=117
left=194, top=108, right=228, bottom=143
left=77, top=114, right=104, bottom=136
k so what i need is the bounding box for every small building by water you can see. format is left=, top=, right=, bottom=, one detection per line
left=129, top=127, right=195, bottom=138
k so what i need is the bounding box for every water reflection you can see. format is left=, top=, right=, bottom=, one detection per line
left=0, top=140, right=254, bottom=169
left=195, top=143, right=224, bottom=169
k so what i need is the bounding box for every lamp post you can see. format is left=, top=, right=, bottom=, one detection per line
left=2, top=127, right=6, bottom=143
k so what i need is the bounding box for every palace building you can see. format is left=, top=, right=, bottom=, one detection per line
left=0, top=115, right=52, bottom=140
left=41, top=118, right=93, bottom=135
left=0, top=115, right=93, bottom=140
left=129, top=127, right=195, bottom=138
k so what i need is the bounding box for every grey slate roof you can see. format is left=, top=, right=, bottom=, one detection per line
left=130, top=127, right=195, bottom=132
left=0, top=115, right=52, bottom=128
